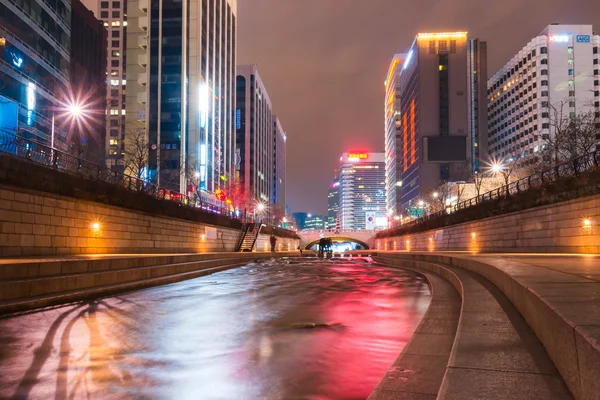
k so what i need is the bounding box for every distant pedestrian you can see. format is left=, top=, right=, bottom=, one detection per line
left=270, top=235, right=277, bottom=253
left=297, top=246, right=303, bottom=257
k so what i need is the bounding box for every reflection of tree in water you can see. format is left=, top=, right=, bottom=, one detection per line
left=13, top=299, right=155, bottom=399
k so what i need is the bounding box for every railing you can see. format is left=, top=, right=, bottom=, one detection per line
left=0, top=129, right=231, bottom=217
left=403, top=150, right=600, bottom=228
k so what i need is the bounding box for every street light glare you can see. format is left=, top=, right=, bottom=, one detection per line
left=68, top=103, right=83, bottom=117
left=432, top=192, right=439, bottom=198
left=256, top=203, right=266, bottom=212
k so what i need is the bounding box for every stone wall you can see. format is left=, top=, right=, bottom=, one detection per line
left=376, top=193, right=600, bottom=254
left=0, top=184, right=299, bottom=256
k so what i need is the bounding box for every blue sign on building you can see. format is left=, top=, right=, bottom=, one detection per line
left=576, top=35, right=591, bottom=43
left=236, top=109, right=241, bottom=129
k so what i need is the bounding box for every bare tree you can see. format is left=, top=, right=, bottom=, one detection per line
left=123, top=126, right=149, bottom=181
left=473, top=171, right=486, bottom=197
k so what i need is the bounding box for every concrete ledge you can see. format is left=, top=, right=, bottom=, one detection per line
left=372, top=254, right=573, bottom=400
left=0, top=252, right=298, bottom=315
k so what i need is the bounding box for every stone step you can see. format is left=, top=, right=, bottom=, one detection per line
left=371, top=254, right=574, bottom=400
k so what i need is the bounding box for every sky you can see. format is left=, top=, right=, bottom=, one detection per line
left=237, top=0, right=600, bottom=215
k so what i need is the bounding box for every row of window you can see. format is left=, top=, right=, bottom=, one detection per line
left=101, top=1, right=120, bottom=8
left=100, top=10, right=120, bottom=19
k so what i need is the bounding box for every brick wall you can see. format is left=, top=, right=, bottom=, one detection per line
left=0, top=184, right=299, bottom=256
left=376, top=193, right=600, bottom=254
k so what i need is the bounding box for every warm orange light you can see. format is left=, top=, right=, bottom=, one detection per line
left=403, top=113, right=408, bottom=171
left=348, top=153, right=368, bottom=159
left=410, top=100, right=415, bottom=165
left=583, top=219, right=592, bottom=227
left=417, top=32, right=468, bottom=39
left=0, top=38, right=5, bottom=46
left=471, top=232, right=477, bottom=239
left=91, top=222, right=100, bottom=230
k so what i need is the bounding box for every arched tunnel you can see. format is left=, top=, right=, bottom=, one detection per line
left=304, top=236, right=370, bottom=252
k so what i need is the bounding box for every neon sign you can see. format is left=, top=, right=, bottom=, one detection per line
left=348, top=153, right=368, bottom=161
left=548, top=35, right=569, bottom=43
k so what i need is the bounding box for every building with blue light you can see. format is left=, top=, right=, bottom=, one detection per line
left=0, top=0, right=72, bottom=150
left=126, top=0, right=237, bottom=194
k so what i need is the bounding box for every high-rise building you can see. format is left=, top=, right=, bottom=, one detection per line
left=0, top=0, right=72, bottom=150
left=467, top=39, right=488, bottom=173
left=304, top=214, right=325, bottom=231
left=273, top=116, right=286, bottom=212
left=71, top=0, right=107, bottom=164
left=338, top=152, right=386, bottom=230
left=384, top=54, right=404, bottom=217
left=487, top=25, right=600, bottom=164
left=326, top=178, right=339, bottom=229
left=235, top=64, right=273, bottom=204
left=81, top=0, right=128, bottom=170
left=292, top=212, right=308, bottom=230
left=127, top=0, right=237, bottom=193
left=397, top=32, right=487, bottom=212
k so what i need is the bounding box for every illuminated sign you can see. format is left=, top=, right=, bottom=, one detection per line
left=198, top=83, right=209, bottom=128
left=236, top=109, right=241, bottom=129
left=348, top=153, right=368, bottom=161
left=548, top=35, right=569, bottom=43
left=576, top=35, right=591, bottom=43
left=26, top=82, right=35, bottom=126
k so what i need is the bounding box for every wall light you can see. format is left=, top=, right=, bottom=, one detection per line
left=583, top=219, right=592, bottom=227
left=91, top=222, right=100, bottom=230
left=471, top=232, right=477, bottom=239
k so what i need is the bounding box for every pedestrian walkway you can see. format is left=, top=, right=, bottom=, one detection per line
left=380, top=252, right=600, bottom=400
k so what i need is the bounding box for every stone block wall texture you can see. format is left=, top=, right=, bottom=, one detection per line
left=0, top=184, right=299, bottom=256
left=376, top=193, right=600, bottom=254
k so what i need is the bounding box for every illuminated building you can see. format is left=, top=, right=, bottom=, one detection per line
left=81, top=0, right=128, bottom=170
left=488, top=25, right=600, bottom=165
left=236, top=65, right=274, bottom=205
left=304, top=214, right=325, bottom=231
left=384, top=54, right=405, bottom=217
left=339, top=152, right=386, bottom=230
left=326, top=178, right=339, bottom=229
left=397, top=32, right=487, bottom=212
left=126, top=0, right=237, bottom=193
left=0, top=0, right=72, bottom=150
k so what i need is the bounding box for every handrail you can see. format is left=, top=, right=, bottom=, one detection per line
left=397, top=150, right=600, bottom=230
left=0, top=129, right=232, bottom=218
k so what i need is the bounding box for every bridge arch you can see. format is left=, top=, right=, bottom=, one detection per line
left=304, top=236, right=370, bottom=251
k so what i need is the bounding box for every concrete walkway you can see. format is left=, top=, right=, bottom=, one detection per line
left=383, top=252, right=600, bottom=400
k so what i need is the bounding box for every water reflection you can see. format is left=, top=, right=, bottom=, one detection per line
left=0, top=257, right=430, bottom=399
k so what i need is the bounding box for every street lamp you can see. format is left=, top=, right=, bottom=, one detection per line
left=490, top=161, right=505, bottom=175
left=51, top=101, right=89, bottom=151
left=432, top=192, right=439, bottom=198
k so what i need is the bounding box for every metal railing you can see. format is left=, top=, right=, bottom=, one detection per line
left=0, top=129, right=231, bottom=216
left=403, top=150, right=600, bottom=228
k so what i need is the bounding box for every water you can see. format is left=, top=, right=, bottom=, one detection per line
left=0, top=257, right=431, bottom=399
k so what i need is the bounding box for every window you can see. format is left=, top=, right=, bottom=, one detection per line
left=112, top=11, right=120, bottom=18
left=594, top=47, right=598, bottom=54
left=112, top=40, right=119, bottom=47
left=112, top=50, right=120, bottom=57
left=541, top=69, right=548, bottom=75
left=101, top=11, right=108, bottom=18
left=109, top=139, right=118, bottom=146
left=569, top=101, right=575, bottom=107
left=110, top=70, right=118, bottom=76
left=568, top=69, right=574, bottom=75
left=540, top=58, right=547, bottom=65
left=110, top=129, right=119, bottom=137
left=438, top=40, right=447, bottom=51
left=541, top=80, right=548, bottom=86
left=110, top=119, right=119, bottom=127
left=111, top=89, right=118, bottom=96
left=450, top=40, right=456, bottom=54
left=540, top=47, right=547, bottom=54
left=542, top=123, right=550, bottom=129
left=112, top=30, right=120, bottom=37
left=569, top=91, right=575, bottom=97
left=594, top=59, right=599, bottom=65
left=112, top=1, right=120, bottom=7
left=541, top=91, right=549, bottom=97
left=568, top=46, right=573, bottom=54
left=111, top=99, right=118, bottom=106
left=111, top=60, right=119, bottom=67
left=101, top=1, right=109, bottom=8
left=429, top=41, right=435, bottom=54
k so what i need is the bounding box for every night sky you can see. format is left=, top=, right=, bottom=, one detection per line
left=238, top=0, right=600, bottom=215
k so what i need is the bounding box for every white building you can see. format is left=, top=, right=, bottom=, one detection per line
left=339, top=152, right=386, bottom=230
left=126, top=0, right=237, bottom=193
left=384, top=54, right=404, bottom=218
left=487, top=24, right=600, bottom=165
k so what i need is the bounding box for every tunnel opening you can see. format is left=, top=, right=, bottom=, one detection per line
left=304, top=236, right=370, bottom=252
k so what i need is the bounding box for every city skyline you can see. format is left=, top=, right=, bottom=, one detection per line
left=238, top=0, right=600, bottom=215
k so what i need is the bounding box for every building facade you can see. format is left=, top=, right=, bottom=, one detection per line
left=338, top=152, right=386, bottom=230
left=71, top=0, right=107, bottom=164
left=384, top=54, right=404, bottom=217
left=467, top=39, right=488, bottom=173
left=0, top=0, right=72, bottom=150
left=326, top=178, right=339, bottom=229
left=273, top=116, right=286, bottom=211
left=487, top=25, right=600, bottom=165
left=235, top=64, right=273, bottom=204
left=81, top=0, right=128, bottom=170
left=127, top=0, right=237, bottom=194
left=397, top=32, right=487, bottom=212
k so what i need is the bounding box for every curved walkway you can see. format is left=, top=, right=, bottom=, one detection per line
left=371, top=253, right=575, bottom=400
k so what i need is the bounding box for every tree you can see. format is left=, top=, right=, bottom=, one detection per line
left=123, top=125, right=149, bottom=182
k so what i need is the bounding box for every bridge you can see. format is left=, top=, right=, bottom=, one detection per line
left=298, top=229, right=377, bottom=250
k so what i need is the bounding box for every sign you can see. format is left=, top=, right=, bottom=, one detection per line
left=236, top=109, right=241, bottom=129
left=365, top=212, right=376, bottom=230
left=348, top=153, right=368, bottom=161
left=576, top=35, right=591, bottom=43
left=548, top=35, right=569, bottom=43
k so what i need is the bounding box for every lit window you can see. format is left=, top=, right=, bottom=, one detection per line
left=121, top=109, right=126, bottom=115
left=110, top=79, right=119, bottom=86
left=111, top=21, right=121, bottom=26
left=110, top=139, right=118, bottom=146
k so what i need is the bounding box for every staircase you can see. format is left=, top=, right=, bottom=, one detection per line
left=235, top=222, right=262, bottom=252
